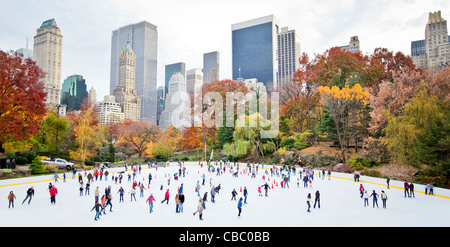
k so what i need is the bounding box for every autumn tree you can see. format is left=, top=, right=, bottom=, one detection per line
left=313, top=47, right=382, bottom=89
left=319, top=84, right=370, bottom=163
left=68, top=107, right=105, bottom=163
left=382, top=85, right=448, bottom=168
left=115, top=119, right=160, bottom=159
left=0, top=51, right=47, bottom=150
left=280, top=53, right=322, bottom=134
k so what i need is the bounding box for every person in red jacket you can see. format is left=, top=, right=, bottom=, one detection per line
left=404, top=180, right=410, bottom=197
left=50, top=185, right=58, bottom=204
left=161, top=189, right=169, bottom=204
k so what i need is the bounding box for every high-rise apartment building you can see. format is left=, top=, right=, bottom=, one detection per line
left=33, top=18, right=63, bottom=107
left=232, top=15, right=280, bottom=92
left=95, top=95, right=124, bottom=126
left=411, top=11, right=450, bottom=69
left=61, top=75, right=88, bottom=111
left=203, top=51, right=219, bottom=83
left=277, top=27, right=301, bottom=87
left=113, top=38, right=141, bottom=122
left=110, top=21, right=158, bottom=124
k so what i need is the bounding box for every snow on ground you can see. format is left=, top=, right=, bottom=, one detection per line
left=0, top=162, right=449, bottom=227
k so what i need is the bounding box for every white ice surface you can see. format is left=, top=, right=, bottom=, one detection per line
left=1, top=162, right=449, bottom=227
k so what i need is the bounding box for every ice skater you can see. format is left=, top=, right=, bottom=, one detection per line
left=161, top=189, right=170, bottom=204
left=210, top=186, right=216, bottom=203
left=261, top=182, right=271, bottom=197
left=195, top=181, right=201, bottom=196
left=231, top=189, right=238, bottom=200
left=50, top=185, right=58, bottom=204
left=129, top=186, right=137, bottom=201
left=91, top=201, right=102, bottom=221
left=306, top=193, right=311, bottom=212
left=237, top=197, right=245, bottom=217
left=243, top=187, right=248, bottom=204
left=409, top=182, right=415, bottom=198
left=370, top=190, right=379, bottom=208
left=8, top=191, right=16, bottom=208
left=403, top=180, right=410, bottom=197
left=146, top=193, right=156, bottom=213
left=381, top=190, right=388, bottom=209
left=105, top=194, right=113, bottom=212
left=193, top=197, right=205, bottom=220
left=313, top=190, right=320, bottom=209
left=363, top=190, right=369, bottom=207
left=22, top=186, right=35, bottom=204
left=117, top=187, right=125, bottom=202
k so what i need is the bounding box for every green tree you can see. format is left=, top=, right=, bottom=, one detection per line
left=152, top=143, right=173, bottom=160
left=382, top=86, right=445, bottom=166
left=29, top=156, right=46, bottom=174
left=31, top=111, right=68, bottom=154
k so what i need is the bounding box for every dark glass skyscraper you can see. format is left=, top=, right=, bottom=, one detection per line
left=232, top=15, right=280, bottom=91
left=61, top=75, right=88, bottom=111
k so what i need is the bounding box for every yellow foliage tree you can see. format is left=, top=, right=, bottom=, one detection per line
left=69, top=107, right=105, bottom=164
left=319, top=84, right=370, bottom=163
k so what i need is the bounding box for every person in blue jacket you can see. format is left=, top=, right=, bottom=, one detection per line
left=237, top=197, right=244, bottom=217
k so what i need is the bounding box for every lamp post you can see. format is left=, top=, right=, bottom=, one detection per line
left=202, top=105, right=207, bottom=162
left=55, top=104, right=62, bottom=155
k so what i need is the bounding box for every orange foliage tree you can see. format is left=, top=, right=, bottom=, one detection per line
left=115, top=119, right=161, bottom=158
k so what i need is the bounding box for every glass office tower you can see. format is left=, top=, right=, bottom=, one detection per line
left=110, top=21, right=158, bottom=124
left=232, top=15, right=280, bottom=91
left=203, top=51, right=220, bottom=83
left=164, top=62, right=186, bottom=102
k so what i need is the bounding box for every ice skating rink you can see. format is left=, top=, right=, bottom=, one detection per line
left=1, top=162, right=449, bottom=227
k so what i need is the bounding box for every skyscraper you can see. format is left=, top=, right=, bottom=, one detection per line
left=232, top=15, right=280, bottom=91
left=113, top=38, right=141, bottom=122
left=110, top=21, right=158, bottom=124
left=411, top=11, right=450, bottom=69
left=33, top=18, right=63, bottom=107
left=186, top=68, right=203, bottom=98
left=160, top=72, right=189, bottom=130
left=277, top=27, right=300, bottom=87
left=164, top=62, right=186, bottom=101
left=203, top=51, right=219, bottom=83
left=61, top=75, right=88, bottom=111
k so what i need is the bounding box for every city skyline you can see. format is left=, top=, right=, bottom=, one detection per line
left=0, top=0, right=447, bottom=101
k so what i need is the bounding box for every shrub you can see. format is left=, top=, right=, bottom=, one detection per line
left=45, top=164, right=57, bottom=173
left=15, top=156, right=28, bottom=165
left=152, top=143, right=173, bottom=160
left=29, top=157, right=46, bottom=174
left=280, top=137, right=295, bottom=150
left=348, top=154, right=372, bottom=170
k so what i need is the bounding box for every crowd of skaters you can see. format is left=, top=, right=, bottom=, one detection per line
left=3, top=160, right=442, bottom=223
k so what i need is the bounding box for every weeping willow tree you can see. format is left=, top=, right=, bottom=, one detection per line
left=223, top=112, right=276, bottom=161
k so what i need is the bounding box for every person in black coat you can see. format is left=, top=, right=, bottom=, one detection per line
left=22, top=186, right=35, bottom=204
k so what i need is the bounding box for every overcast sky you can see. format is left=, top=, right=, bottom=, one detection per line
left=0, top=0, right=448, bottom=100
